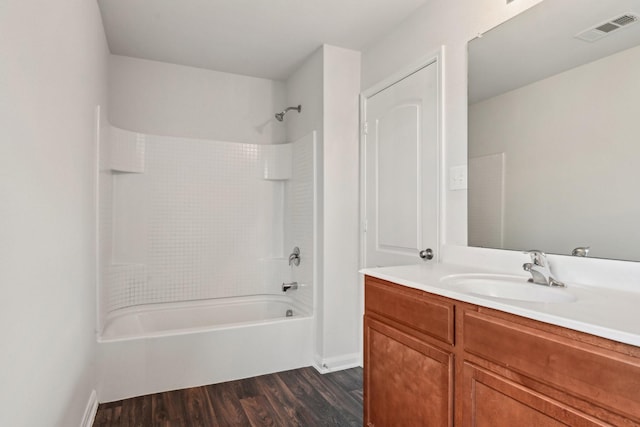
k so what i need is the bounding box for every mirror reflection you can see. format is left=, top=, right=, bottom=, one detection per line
left=468, top=0, right=640, bottom=262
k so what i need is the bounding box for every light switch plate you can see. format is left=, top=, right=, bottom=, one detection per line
left=449, top=165, right=467, bottom=190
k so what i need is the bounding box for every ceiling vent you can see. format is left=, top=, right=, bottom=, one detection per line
left=575, top=13, right=639, bottom=42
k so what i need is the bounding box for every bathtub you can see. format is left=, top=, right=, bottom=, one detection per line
left=97, top=295, right=313, bottom=402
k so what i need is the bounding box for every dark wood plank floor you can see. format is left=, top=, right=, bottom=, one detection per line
left=93, top=367, right=363, bottom=427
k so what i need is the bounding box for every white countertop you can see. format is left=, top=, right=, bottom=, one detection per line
left=361, top=262, right=640, bottom=347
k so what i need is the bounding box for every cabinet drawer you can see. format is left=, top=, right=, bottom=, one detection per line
left=462, top=363, right=610, bottom=426
left=463, top=310, right=640, bottom=422
left=365, top=276, right=454, bottom=345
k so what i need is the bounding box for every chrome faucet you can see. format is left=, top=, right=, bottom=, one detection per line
left=522, top=250, right=565, bottom=287
left=282, top=281, right=298, bottom=292
left=288, top=246, right=300, bottom=266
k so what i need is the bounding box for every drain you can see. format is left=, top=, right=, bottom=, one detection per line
left=286, top=309, right=293, bottom=317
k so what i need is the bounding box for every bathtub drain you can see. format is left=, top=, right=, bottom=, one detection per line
left=286, top=309, right=293, bottom=317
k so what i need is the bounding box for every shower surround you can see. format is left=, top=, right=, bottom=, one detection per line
left=97, top=126, right=316, bottom=399
left=100, top=126, right=315, bottom=321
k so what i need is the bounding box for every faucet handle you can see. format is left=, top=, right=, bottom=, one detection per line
left=571, top=246, right=590, bottom=257
left=523, top=250, right=546, bottom=266
left=523, top=250, right=565, bottom=287
left=288, top=246, right=301, bottom=266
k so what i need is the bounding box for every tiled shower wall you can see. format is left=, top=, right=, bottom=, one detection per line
left=286, top=132, right=316, bottom=314
left=99, top=126, right=315, bottom=325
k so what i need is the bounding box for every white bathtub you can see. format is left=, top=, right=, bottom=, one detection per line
left=100, top=294, right=309, bottom=342
left=97, top=295, right=314, bottom=402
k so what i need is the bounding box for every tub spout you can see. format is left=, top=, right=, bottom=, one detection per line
left=282, top=282, right=298, bottom=292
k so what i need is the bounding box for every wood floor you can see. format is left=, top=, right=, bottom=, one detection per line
left=93, top=367, right=363, bottom=427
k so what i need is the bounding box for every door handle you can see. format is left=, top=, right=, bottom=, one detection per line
left=419, top=248, right=434, bottom=260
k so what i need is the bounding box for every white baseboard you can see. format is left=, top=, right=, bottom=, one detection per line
left=313, top=352, right=361, bottom=374
left=80, top=389, right=98, bottom=427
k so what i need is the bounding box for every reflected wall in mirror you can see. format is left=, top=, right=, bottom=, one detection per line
left=468, top=0, right=640, bottom=262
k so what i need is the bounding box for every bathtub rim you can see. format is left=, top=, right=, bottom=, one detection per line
left=98, top=294, right=312, bottom=343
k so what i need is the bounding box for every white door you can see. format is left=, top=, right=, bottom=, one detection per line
left=362, top=61, right=439, bottom=267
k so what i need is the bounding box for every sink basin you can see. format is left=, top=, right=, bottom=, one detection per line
left=440, top=274, right=577, bottom=303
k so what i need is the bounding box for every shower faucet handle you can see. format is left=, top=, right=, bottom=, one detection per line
left=288, top=246, right=300, bottom=266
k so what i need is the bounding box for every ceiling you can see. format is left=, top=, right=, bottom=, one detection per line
left=469, top=0, right=640, bottom=104
left=97, top=0, right=428, bottom=81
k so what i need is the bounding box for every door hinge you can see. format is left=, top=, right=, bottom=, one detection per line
left=362, top=121, right=369, bottom=135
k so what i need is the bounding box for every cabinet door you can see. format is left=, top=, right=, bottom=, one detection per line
left=463, top=309, right=640, bottom=423
left=462, top=363, right=610, bottom=427
left=364, top=316, right=453, bottom=427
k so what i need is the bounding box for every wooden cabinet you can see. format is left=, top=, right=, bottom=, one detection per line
left=364, top=317, right=453, bottom=426
left=364, top=277, right=455, bottom=427
left=364, top=275, right=640, bottom=426
left=462, top=363, right=609, bottom=427
left=462, top=308, right=640, bottom=425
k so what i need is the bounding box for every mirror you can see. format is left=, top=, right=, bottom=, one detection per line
left=468, top=0, right=640, bottom=262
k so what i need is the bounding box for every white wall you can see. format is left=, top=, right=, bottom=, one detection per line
left=469, top=44, right=640, bottom=260
left=285, top=49, right=324, bottom=143
left=0, top=0, right=108, bottom=425
left=109, top=55, right=286, bottom=144
left=321, top=46, right=361, bottom=365
left=362, top=0, right=543, bottom=248
left=285, top=45, right=361, bottom=369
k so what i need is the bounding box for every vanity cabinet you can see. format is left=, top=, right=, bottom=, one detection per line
left=364, top=275, right=640, bottom=426
left=364, top=277, right=455, bottom=426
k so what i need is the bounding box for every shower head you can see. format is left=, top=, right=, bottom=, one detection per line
left=275, top=105, right=302, bottom=122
